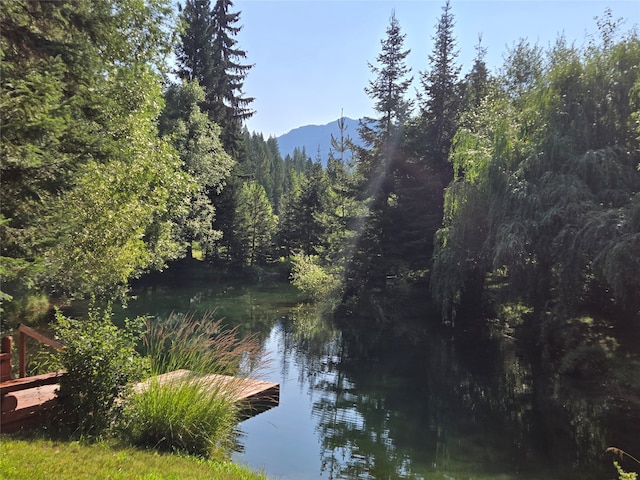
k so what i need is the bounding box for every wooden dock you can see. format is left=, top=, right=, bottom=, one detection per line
left=134, top=369, right=279, bottom=418
left=1, top=380, right=63, bottom=433
left=0, top=328, right=67, bottom=434
left=1, top=326, right=279, bottom=433
left=1, top=369, right=278, bottom=433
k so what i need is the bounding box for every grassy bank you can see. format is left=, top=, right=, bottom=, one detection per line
left=0, top=437, right=267, bottom=480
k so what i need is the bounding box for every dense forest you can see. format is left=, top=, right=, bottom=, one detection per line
left=2, top=0, right=639, bottom=382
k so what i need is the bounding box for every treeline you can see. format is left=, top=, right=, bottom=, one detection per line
left=2, top=0, right=639, bottom=350
left=243, top=3, right=640, bottom=352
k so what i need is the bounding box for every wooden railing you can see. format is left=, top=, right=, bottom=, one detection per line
left=16, top=324, right=64, bottom=378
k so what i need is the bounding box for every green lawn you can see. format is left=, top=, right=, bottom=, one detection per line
left=0, top=437, right=267, bottom=480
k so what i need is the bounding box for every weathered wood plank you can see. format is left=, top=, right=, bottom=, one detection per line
left=0, top=384, right=60, bottom=433
left=0, top=369, right=279, bottom=433
left=17, top=324, right=64, bottom=351
left=0, top=371, right=66, bottom=396
left=134, top=370, right=279, bottom=416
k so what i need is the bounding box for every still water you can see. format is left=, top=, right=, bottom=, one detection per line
left=119, top=274, right=636, bottom=479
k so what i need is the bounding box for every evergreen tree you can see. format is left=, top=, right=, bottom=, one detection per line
left=266, top=136, right=285, bottom=212
left=277, top=169, right=303, bottom=257
left=324, top=115, right=362, bottom=282
left=360, top=11, right=413, bottom=148
left=234, top=182, right=277, bottom=266
left=352, top=11, right=413, bottom=289
left=176, top=0, right=254, bottom=263
left=176, top=0, right=213, bottom=84
left=276, top=161, right=328, bottom=257
left=210, top=0, right=255, bottom=155
left=418, top=0, right=461, bottom=184
left=177, top=0, right=254, bottom=157
left=386, top=0, right=463, bottom=283
left=462, top=36, right=491, bottom=112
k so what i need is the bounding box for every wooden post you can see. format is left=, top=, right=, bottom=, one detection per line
left=19, top=331, right=26, bottom=378
left=0, top=336, right=11, bottom=354
left=0, top=336, right=12, bottom=382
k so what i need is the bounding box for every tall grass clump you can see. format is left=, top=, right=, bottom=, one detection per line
left=120, top=312, right=265, bottom=457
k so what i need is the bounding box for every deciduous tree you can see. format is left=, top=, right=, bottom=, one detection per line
left=0, top=0, right=188, bottom=303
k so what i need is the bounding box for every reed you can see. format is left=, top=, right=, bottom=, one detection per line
left=120, top=312, right=266, bottom=457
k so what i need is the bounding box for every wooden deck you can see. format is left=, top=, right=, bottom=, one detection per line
left=1, top=383, right=61, bottom=433
left=1, top=370, right=278, bottom=433
left=134, top=369, right=280, bottom=418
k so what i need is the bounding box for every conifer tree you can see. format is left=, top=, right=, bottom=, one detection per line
left=462, top=36, right=490, bottom=112
left=234, top=182, right=276, bottom=266
left=209, top=0, right=255, bottom=156
left=418, top=0, right=461, bottom=183
left=353, top=11, right=413, bottom=289
left=176, top=0, right=254, bottom=263
left=177, top=0, right=254, bottom=156
left=360, top=11, right=413, bottom=148
left=176, top=0, right=213, bottom=85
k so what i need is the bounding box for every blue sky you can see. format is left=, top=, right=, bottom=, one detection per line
left=235, top=1, right=639, bottom=137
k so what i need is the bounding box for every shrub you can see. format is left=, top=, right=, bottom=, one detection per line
left=290, top=252, right=339, bottom=302
left=3, top=293, right=51, bottom=328
left=559, top=343, right=610, bottom=378
left=52, top=306, right=147, bottom=436
left=119, top=313, right=264, bottom=457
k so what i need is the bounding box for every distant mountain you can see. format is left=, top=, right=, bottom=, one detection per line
left=275, top=117, right=363, bottom=166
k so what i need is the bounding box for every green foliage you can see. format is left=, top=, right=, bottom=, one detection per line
left=233, top=181, right=277, bottom=265
left=120, top=313, right=263, bottom=457
left=615, top=462, right=638, bottom=480
left=278, top=161, right=330, bottom=256
left=121, top=377, right=239, bottom=457
left=0, top=0, right=189, bottom=303
left=609, top=447, right=640, bottom=479
left=350, top=11, right=418, bottom=291
left=143, top=313, right=261, bottom=377
left=2, top=293, right=50, bottom=327
left=52, top=307, right=147, bottom=436
left=160, top=81, right=234, bottom=192
left=496, top=302, right=532, bottom=330
left=159, top=80, right=235, bottom=256
left=361, top=10, right=413, bottom=144
left=290, top=252, right=340, bottom=303
left=242, top=131, right=287, bottom=212
left=558, top=343, right=612, bottom=378
left=44, top=130, right=192, bottom=298
left=177, top=0, right=254, bottom=157
left=418, top=0, right=461, bottom=178
left=432, top=23, right=640, bottom=325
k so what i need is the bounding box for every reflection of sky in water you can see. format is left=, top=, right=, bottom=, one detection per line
left=118, top=279, right=628, bottom=480
left=233, top=322, right=324, bottom=479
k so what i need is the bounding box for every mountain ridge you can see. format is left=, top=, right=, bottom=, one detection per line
left=275, top=117, right=363, bottom=165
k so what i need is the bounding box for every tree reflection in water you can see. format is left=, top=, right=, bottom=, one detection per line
left=279, top=306, right=630, bottom=479
left=119, top=280, right=637, bottom=479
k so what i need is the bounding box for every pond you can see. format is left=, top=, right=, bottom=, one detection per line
left=118, top=273, right=636, bottom=479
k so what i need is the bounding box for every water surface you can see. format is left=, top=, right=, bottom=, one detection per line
left=118, top=275, right=634, bottom=479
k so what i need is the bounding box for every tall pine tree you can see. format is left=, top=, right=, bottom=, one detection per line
left=176, top=0, right=254, bottom=263
left=352, top=11, right=413, bottom=289
left=418, top=0, right=461, bottom=184
left=177, top=0, right=253, bottom=156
